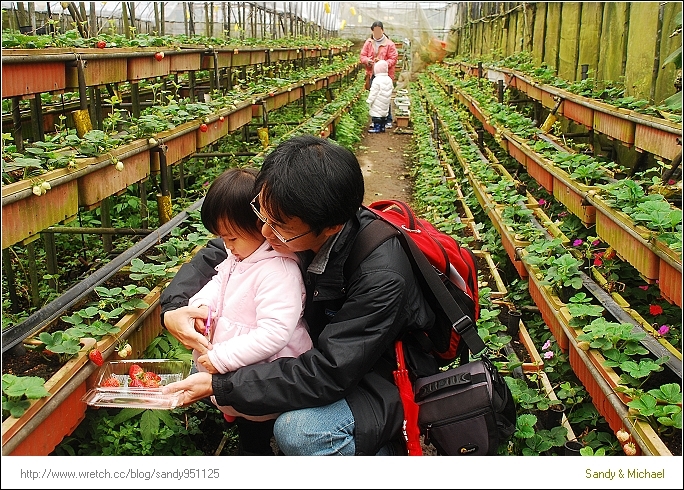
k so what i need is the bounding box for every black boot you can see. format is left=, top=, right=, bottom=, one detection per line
left=236, top=418, right=276, bottom=455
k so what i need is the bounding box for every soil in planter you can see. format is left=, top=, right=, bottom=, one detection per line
left=2, top=272, right=145, bottom=384
left=509, top=337, right=532, bottom=364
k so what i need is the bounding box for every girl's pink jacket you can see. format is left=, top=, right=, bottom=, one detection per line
left=190, top=240, right=312, bottom=374
left=359, top=36, right=399, bottom=81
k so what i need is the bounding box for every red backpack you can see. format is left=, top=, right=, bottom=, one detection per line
left=346, top=200, right=483, bottom=365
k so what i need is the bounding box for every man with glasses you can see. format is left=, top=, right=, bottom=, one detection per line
left=160, top=135, right=436, bottom=455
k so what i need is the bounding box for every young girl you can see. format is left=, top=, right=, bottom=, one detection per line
left=366, top=60, right=394, bottom=133
left=181, top=167, right=312, bottom=423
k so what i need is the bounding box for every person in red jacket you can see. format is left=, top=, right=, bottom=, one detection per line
left=360, top=21, right=398, bottom=128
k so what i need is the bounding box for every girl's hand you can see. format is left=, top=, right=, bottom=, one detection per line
left=197, top=352, right=219, bottom=374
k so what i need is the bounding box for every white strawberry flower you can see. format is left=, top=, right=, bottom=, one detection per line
left=115, top=160, right=124, bottom=171
left=32, top=185, right=42, bottom=196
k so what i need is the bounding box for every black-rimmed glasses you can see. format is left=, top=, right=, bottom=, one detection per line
left=250, top=195, right=313, bottom=243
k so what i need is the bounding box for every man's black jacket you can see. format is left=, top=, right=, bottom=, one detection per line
left=160, top=207, right=436, bottom=454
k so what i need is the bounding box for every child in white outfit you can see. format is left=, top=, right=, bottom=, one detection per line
left=181, top=168, right=313, bottom=423
left=366, top=60, right=394, bottom=133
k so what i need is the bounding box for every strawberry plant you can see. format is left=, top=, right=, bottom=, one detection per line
left=35, top=331, right=82, bottom=363
left=2, top=374, right=51, bottom=419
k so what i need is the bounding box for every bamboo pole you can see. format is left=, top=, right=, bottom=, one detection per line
left=78, top=1, right=88, bottom=36
left=205, top=1, right=210, bottom=37
left=28, top=2, right=36, bottom=32
left=121, top=1, right=130, bottom=38
left=223, top=1, right=228, bottom=38
left=89, top=2, right=96, bottom=37
left=128, top=1, right=136, bottom=35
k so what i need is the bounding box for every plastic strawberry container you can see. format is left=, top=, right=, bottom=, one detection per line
left=82, top=359, right=190, bottom=409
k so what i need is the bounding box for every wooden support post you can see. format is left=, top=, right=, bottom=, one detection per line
left=94, top=86, right=103, bottom=130
left=139, top=180, right=148, bottom=229
left=188, top=70, right=196, bottom=102
left=2, top=249, right=20, bottom=313
left=131, top=82, right=141, bottom=118
left=26, top=241, right=40, bottom=308
left=178, top=160, right=185, bottom=198
left=41, top=231, right=58, bottom=290
left=11, top=96, right=23, bottom=152
left=100, top=197, right=112, bottom=254
left=30, top=93, right=44, bottom=142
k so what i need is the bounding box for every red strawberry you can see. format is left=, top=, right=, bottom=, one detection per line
left=200, top=123, right=208, bottom=132
left=101, top=376, right=121, bottom=388
left=128, top=377, right=144, bottom=388
left=219, top=116, right=225, bottom=122
left=142, top=371, right=161, bottom=387
left=154, top=51, right=164, bottom=61
left=88, top=348, right=104, bottom=366
left=129, top=364, right=145, bottom=379
left=96, top=40, right=106, bottom=49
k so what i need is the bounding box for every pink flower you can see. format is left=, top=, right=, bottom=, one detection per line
left=542, top=340, right=552, bottom=350
left=668, top=179, right=676, bottom=185
left=544, top=351, right=554, bottom=359
left=538, top=199, right=546, bottom=205
left=649, top=304, right=663, bottom=316
left=657, top=325, right=670, bottom=336
left=573, top=239, right=583, bottom=247
left=639, top=285, right=649, bottom=291
left=558, top=211, right=568, bottom=218
left=591, top=240, right=601, bottom=246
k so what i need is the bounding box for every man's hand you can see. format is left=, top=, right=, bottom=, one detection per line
left=163, top=306, right=211, bottom=354
left=161, top=371, right=214, bottom=406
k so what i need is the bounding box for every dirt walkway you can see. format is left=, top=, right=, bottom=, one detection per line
left=356, top=124, right=414, bottom=205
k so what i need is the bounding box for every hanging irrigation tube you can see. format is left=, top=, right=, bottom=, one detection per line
left=580, top=272, right=681, bottom=379
left=2, top=298, right=160, bottom=456
left=566, top=330, right=662, bottom=456
left=1, top=198, right=204, bottom=354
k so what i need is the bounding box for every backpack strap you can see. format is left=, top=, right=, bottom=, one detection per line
left=344, top=218, right=398, bottom=277
left=346, top=212, right=486, bottom=357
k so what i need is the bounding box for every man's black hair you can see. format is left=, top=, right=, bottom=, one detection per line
left=255, top=135, right=364, bottom=234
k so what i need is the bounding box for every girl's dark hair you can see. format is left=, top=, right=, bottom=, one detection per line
left=255, top=135, right=364, bottom=234
left=371, top=21, right=384, bottom=30
left=201, top=167, right=260, bottom=238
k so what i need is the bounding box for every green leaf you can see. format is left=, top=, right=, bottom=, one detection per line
left=647, top=383, right=682, bottom=404
left=140, top=410, right=160, bottom=442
